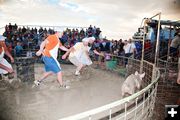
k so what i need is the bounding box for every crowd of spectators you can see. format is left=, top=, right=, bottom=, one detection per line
left=3, top=23, right=56, bottom=57
left=60, top=25, right=102, bottom=47
left=2, top=23, right=178, bottom=64
left=2, top=24, right=102, bottom=57
left=1, top=23, right=152, bottom=62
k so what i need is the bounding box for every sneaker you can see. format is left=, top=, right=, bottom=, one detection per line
left=34, top=80, right=41, bottom=86
left=59, top=84, right=70, bottom=89
left=75, top=71, right=80, bottom=76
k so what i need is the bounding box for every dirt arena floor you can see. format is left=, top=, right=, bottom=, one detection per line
left=0, top=64, right=125, bottom=120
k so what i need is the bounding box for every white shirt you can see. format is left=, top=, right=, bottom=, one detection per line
left=123, top=43, right=136, bottom=54
left=170, top=35, right=180, bottom=48
left=70, top=42, right=90, bottom=58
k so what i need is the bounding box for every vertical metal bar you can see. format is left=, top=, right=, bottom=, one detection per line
left=152, top=64, right=155, bottom=80
left=124, top=103, right=127, bottom=120
left=167, top=25, right=172, bottom=61
left=89, top=115, right=92, bottom=120
left=154, top=13, right=161, bottom=66
left=147, top=89, right=151, bottom=117
left=109, top=108, right=112, bottom=120
left=134, top=97, right=138, bottom=120
left=142, top=93, right=145, bottom=114
left=140, top=18, right=148, bottom=73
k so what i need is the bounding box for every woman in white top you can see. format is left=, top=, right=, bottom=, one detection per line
left=0, top=35, right=14, bottom=76
left=62, top=37, right=103, bottom=75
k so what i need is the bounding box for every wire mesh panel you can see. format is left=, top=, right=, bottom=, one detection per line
left=15, top=57, right=35, bottom=83
left=154, top=58, right=179, bottom=119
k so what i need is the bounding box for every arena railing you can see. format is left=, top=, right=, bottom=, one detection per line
left=59, top=56, right=160, bottom=120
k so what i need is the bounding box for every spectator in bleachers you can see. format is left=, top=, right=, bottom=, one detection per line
left=60, top=32, right=68, bottom=44
left=123, top=39, right=136, bottom=65
left=22, top=26, right=27, bottom=34
left=88, top=25, right=93, bottom=37
left=99, top=38, right=111, bottom=52
left=118, top=39, right=125, bottom=56
left=8, top=23, right=12, bottom=31
left=170, top=32, right=180, bottom=61
left=95, top=28, right=101, bottom=39
left=15, top=42, right=23, bottom=57
left=144, top=39, right=151, bottom=50
left=2, top=24, right=103, bottom=57
left=134, top=41, right=142, bottom=59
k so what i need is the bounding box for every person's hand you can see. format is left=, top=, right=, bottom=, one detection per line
left=100, top=53, right=104, bottom=57
left=62, top=55, right=67, bottom=59
left=10, top=57, right=14, bottom=63
left=7, top=68, right=14, bottom=73
left=36, top=50, right=42, bottom=56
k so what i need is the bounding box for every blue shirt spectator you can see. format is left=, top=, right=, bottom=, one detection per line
left=15, top=42, right=23, bottom=57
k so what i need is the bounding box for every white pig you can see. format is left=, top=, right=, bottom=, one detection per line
left=121, top=71, right=145, bottom=97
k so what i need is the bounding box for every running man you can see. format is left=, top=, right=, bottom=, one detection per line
left=62, top=37, right=103, bottom=75
left=34, top=32, right=69, bottom=88
left=0, top=35, right=14, bottom=77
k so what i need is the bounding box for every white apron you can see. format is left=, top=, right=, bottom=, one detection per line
left=69, top=42, right=92, bottom=66
left=0, top=47, right=13, bottom=74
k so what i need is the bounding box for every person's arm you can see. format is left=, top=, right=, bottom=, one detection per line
left=62, top=47, right=75, bottom=59
left=93, top=49, right=104, bottom=56
left=132, top=43, right=137, bottom=55
left=1, top=42, right=14, bottom=63
left=59, top=46, right=68, bottom=52
left=177, top=69, right=180, bottom=85
left=36, top=39, right=47, bottom=56
left=5, top=50, right=14, bottom=63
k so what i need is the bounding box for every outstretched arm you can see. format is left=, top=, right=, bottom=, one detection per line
left=59, top=46, right=69, bottom=52
left=93, top=50, right=104, bottom=56
left=1, top=42, right=14, bottom=63
left=177, top=69, right=180, bottom=84
left=5, top=50, right=14, bottom=63
left=36, top=39, right=47, bottom=56
left=62, top=47, right=75, bottom=59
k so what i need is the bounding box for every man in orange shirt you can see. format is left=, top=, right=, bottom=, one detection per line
left=0, top=35, right=14, bottom=76
left=34, top=32, right=69, bottom=88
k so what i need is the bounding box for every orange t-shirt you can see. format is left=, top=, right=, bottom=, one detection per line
left=43, top=34, right=62, bottom=57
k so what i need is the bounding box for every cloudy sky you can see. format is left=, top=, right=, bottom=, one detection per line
left=0, top=0, right=179, bottom=39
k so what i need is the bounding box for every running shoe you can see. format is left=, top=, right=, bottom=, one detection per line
left=75, top=71, right=80, bottom=76
left=34, top=80, right=41, bottom=86
left=59, top=84, right=70, bottom=89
